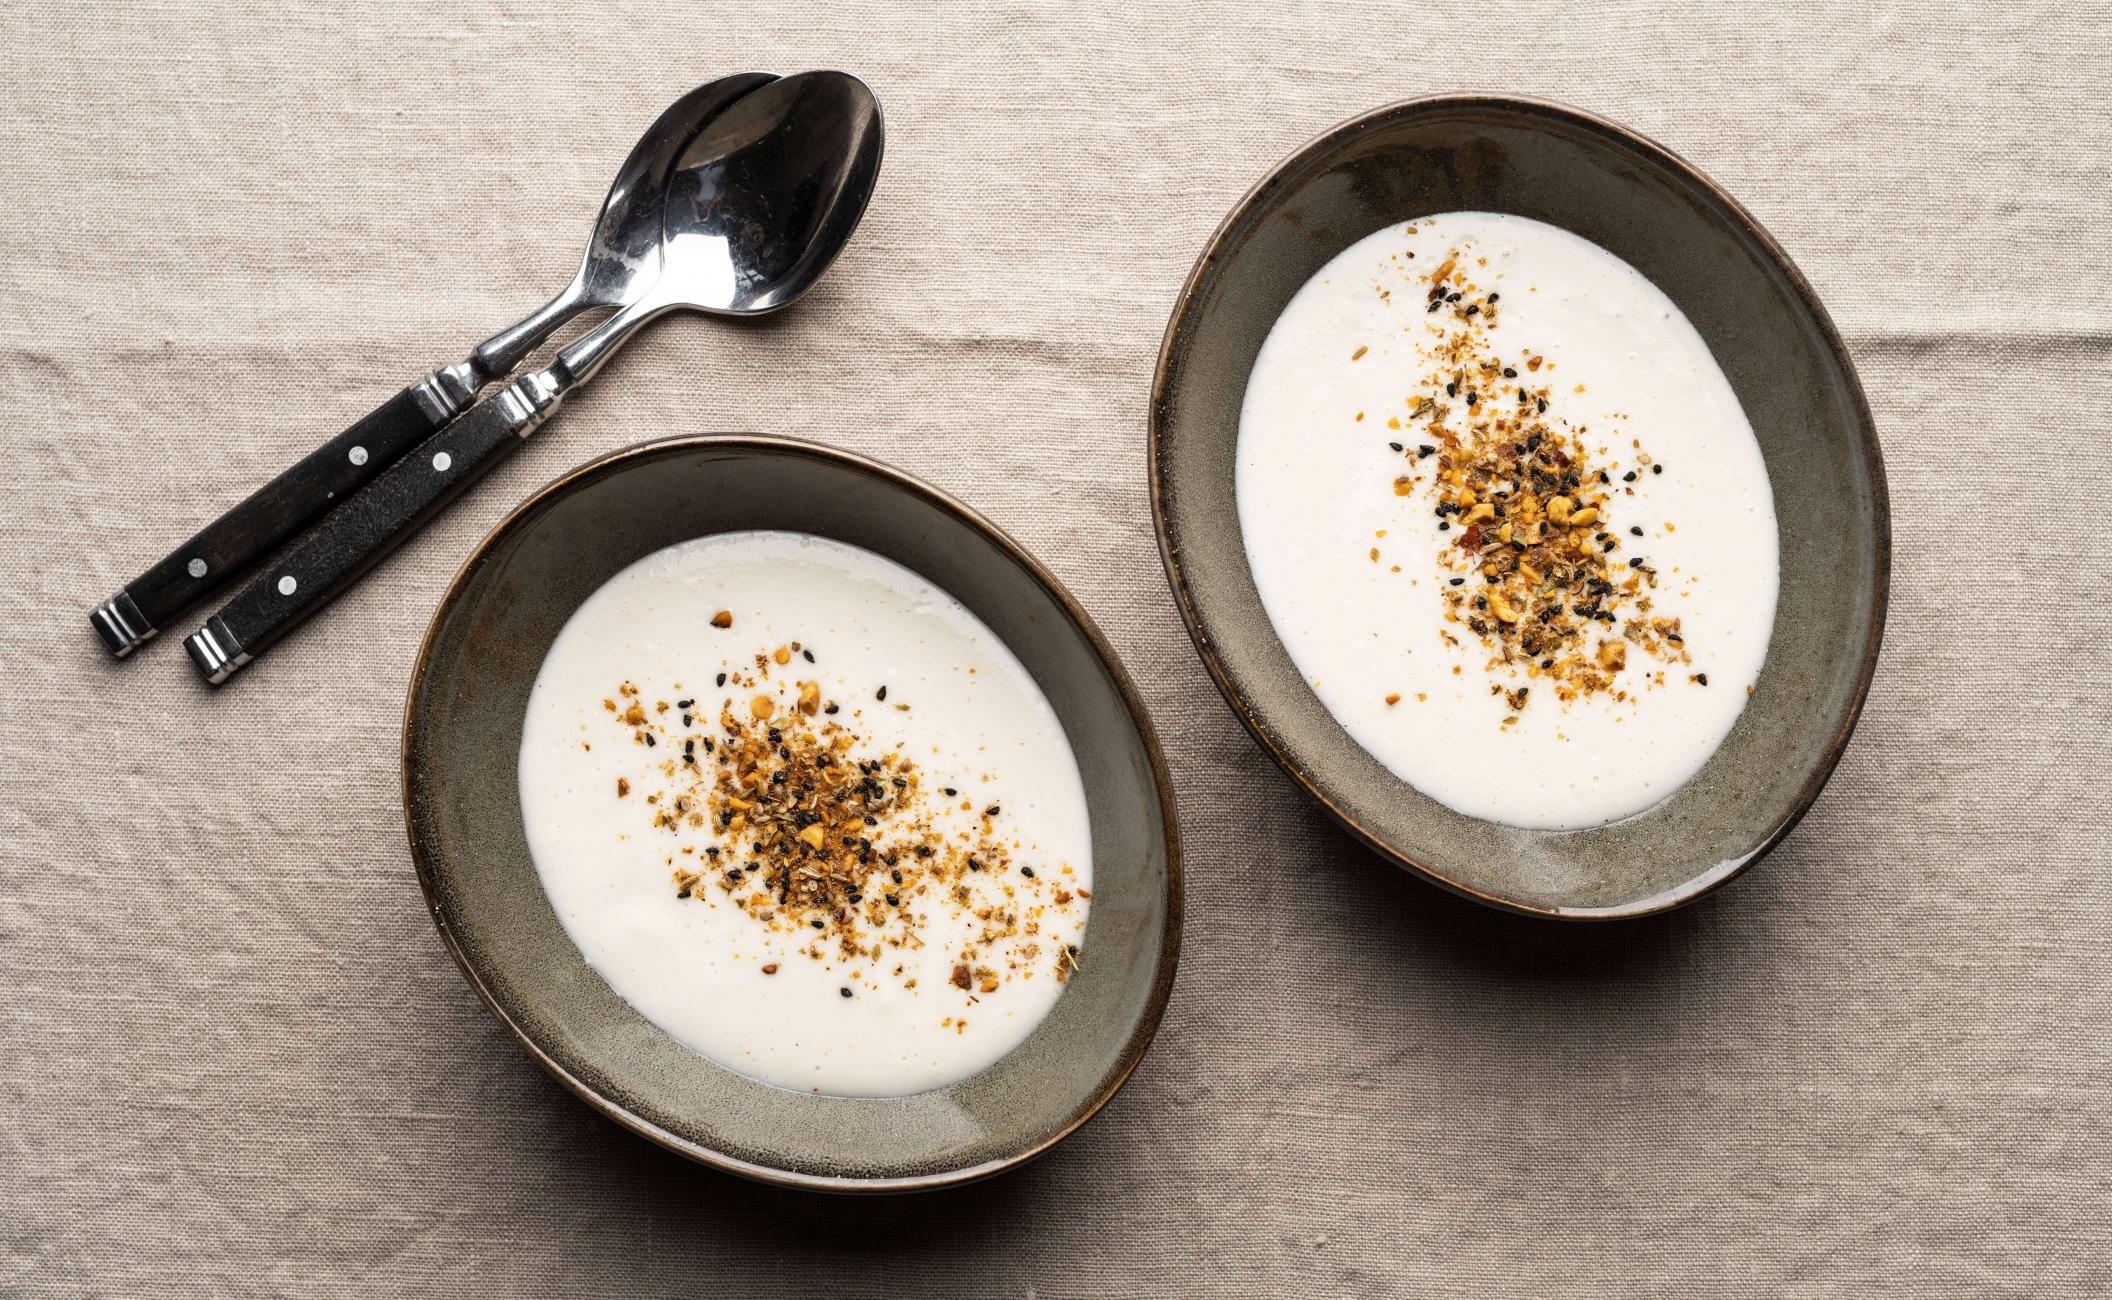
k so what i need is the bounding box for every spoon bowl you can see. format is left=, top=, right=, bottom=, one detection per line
left=454, top=72, right=782, bottom=394
left=658, top=69, right=886, bottom=316
left=554, top=70, right=884, bottom=385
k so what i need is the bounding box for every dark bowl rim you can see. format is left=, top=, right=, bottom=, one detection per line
left=1147, top=91, right=1890, bottom=921
left=401, top=432, right=1184, bottom=1191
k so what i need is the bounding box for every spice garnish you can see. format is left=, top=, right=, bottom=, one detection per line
left=1388, top=240, right=1694, bottom=714
left=602, top=659, right=1084, bottom=995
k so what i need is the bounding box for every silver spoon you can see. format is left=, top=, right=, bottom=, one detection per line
left=91, top=71, right=778, bottom=657
left=186, top=70, right=884, bottom=685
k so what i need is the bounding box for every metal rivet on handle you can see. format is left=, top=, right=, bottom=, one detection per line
left=432, top=452, right=452, bottom=472
left=278, top=575, right=297, bottom=596
left=349, top=446, right=368, bottom=465
left=187, top=558, right=208, bottom=578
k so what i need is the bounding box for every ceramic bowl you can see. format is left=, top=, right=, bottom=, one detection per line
left=403, top=435, right=1180, bottom=1190
left=1150, top=94, right=1887, bottom=919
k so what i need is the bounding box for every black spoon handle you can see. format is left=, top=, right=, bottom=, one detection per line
left=184, top=391, right=536, bottom=686
left=90, top=380, right=455, bottom=656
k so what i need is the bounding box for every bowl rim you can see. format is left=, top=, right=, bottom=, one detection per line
left=402, top=432, right=1184, bottom=1191
left=1148, top=92, right=1889, bottom=921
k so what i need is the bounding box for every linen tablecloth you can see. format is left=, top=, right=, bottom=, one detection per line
left=4, top=2, right=2107, bottom=1295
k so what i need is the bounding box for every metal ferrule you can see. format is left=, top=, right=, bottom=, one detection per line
left=412, top=362, right=483, bottom=423
left=91, top=590, right=155, bottom=657
left=495, top=370, right=565, bottom=435
left=184, top=617, right=250, bottom=686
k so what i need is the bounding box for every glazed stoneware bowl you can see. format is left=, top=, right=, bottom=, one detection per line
left=404, top=435, right=1180, bottom=1190
left=1151, top=94, right=1887, bottom=919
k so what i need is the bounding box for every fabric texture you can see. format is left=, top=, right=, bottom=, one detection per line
left=2, top=2, right=2107, bottom=1295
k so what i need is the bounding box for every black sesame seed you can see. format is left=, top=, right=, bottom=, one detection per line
left=1536, top=398, right=1547, bottom=413
left=1696, top=672, right=1709, bottom=685
left=1417, top=445, right=1436, bottom=458
left=1449, top=577, right=1465, bottom=586
left=1466, top=392, right=1478, bottom=406
left=839, top=987, right=852, bottom=998
left=1623, top=471, right=1637, bottom=482
left=811, top=920, right=824, bottom=930
left=1427, top=299, right=1442, bottom=313
left=1503, top=367, right=1517, bottom=378
left=1630, top=557, right=1646, bottom=568
left=680, top=713, right=692, bottom=726
left=676, top=698, right=694, bottom=709
left=1630, top=526, right=1644, bottom=536
left=802, top=649, right=815, bottom=662
left=985, top=805, right=1001, bottom=817
left=644, top=733, right=656, bottom=747
left=823, top=703, right=838, bottom=715
left=715, top=672, right=726, bottom=687
left=1389, top=441, right=1403, bottom=452
left=1652, top=464, right=1663, bottom=475
left=1598, top=471, right=1610, bottom=484
left=943, top=787, right=957, bottom=797
left=1446, top=381, right=1457, bottom=396
left=1021, top=866, right=1035, bottom=878
left=885, top=893, right=899, bottom=906
left=1488, top=292, right=1500, bottom=302
left=1541, top=658, right=1554, bottom=669
left=1438, top=522, right=1451, bottom=531
left=875, top=685, right=887, bottom=701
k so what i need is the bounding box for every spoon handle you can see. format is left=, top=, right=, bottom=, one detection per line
left=182, top=379, right=556, bottom=685
left=89, top=378, right=457, bottom=656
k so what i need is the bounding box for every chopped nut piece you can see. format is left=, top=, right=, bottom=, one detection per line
left=710, top=609, right=733, bottom=628
left=750, top=695, right=775, bottom=720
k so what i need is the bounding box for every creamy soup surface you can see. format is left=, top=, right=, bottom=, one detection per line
left=1237, top=212, right=1779, bottom=830
left=519, top=531, right=1092, bottom=1097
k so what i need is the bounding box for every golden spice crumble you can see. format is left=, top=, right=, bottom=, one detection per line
left=598, top=639, right=1084, bottom=997
left=1379, top=242, right=1694, bottom=714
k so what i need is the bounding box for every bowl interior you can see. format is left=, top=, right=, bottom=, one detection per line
left=405, top=436, right=1178, bottom=1187
left=1152, top=97, right=1885, bottom=917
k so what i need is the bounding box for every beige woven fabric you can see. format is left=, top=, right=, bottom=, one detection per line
left=4, top=2, right=2107, bottom=1295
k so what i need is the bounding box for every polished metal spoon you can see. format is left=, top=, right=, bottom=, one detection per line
left=90, top=71, right=779, bottom=658
left=186, top=70, right=884, bottom=685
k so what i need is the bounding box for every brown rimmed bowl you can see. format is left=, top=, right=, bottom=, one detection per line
left=1150, top=94, right=1887, bottom=919
left=403, top=434, right=1180, bottom=1190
